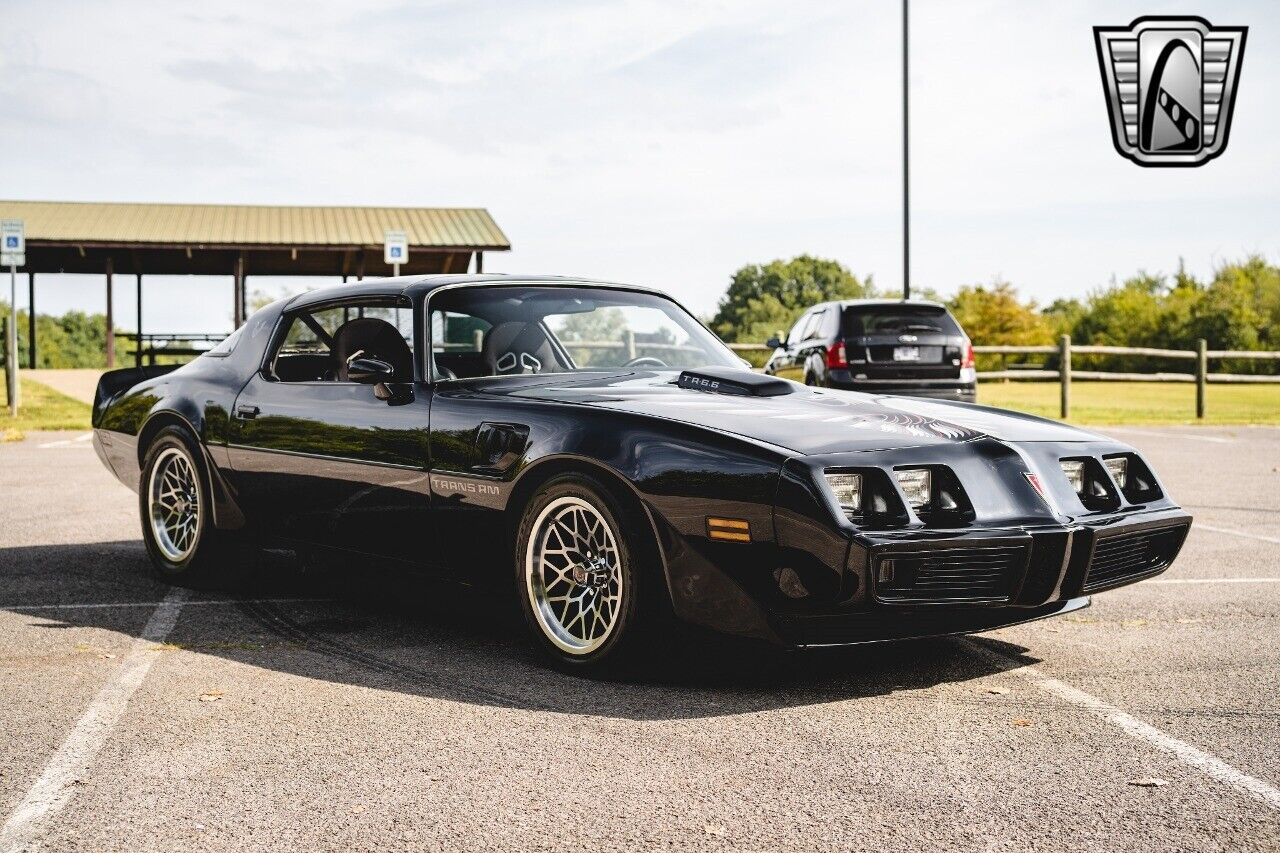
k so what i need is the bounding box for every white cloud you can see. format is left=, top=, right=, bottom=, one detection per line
left=2, top=0, right=1277, bottom=333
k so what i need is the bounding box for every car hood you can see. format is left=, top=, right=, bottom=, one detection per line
left=478, top=371, right=1102, bottom=455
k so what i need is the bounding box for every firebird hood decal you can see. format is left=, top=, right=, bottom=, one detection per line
left=493, top=372, right=1100, bottom=454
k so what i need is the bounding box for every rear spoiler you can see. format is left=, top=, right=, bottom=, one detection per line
left=92, top=364, right=181, bottom=424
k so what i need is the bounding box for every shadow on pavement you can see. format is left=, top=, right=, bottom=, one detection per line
left=0, top=540, right=1039, bottom=721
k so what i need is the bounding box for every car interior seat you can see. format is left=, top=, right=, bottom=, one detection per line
left=481, top=322, right=560, bottom=375
left=331, top=318, right=413, bottom=382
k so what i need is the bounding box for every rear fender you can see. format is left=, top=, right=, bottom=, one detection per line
left=92, top=365, right=180, bottom=427
left=135, top=399, right=246, bottom=530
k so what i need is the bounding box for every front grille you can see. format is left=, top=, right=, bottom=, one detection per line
left=874, top=544, right=1029, bottom=604
left=1083, top=525, right=1187, bottom=592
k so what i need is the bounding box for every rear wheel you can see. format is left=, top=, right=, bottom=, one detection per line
left=139, top=425, right=242, bottom=587
left=515, top=474, right=657, bottom=673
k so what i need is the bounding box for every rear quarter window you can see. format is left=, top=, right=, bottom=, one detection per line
left=842, top=306, right=962, bottom=337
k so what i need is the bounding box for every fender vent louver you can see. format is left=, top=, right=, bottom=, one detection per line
left=674, top=367, right=794, bottom=397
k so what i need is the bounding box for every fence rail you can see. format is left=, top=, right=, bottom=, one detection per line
left=974, top=336, right=1280, bottom=418
left=121, top=332, right=225, bottom=367
left=722, top=336, right=1278, bottom=419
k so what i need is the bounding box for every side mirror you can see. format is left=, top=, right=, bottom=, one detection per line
left=766, top=336, right=783, bottom=350
left=347, top=356, right=395, bottom=384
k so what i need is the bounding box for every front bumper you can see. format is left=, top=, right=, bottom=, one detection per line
left=771, top=507, right=1191, bottom=648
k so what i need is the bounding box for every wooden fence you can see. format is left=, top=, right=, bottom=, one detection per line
left=726, top=336, right=1279, bottom=419
left=973, top=336, right=1280, bottom=419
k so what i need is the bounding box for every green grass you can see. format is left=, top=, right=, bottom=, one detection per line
left=2, top=374, right=1271, bottom=443
left=978, top=380, right=1280, bottom=425
left=0, top=378, right=93, bottom=441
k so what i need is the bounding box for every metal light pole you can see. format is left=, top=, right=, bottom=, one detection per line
left=902, top=0, right=910, bottom=301
left=7, top=261, right=17, bottom=415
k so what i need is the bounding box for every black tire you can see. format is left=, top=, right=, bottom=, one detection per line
left=514, top=473, right=664, bottom=674
left=138, top=425, right=244, bottom=588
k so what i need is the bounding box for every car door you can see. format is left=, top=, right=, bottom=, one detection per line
left=420, top=304, right=527, bottom=575
left=775, top=309, right=823, bottom=383
left=226, top=297, right=435, bottom=565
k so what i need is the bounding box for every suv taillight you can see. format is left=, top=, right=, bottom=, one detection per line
left=961, top=339, right=975, bottom=369
left=827, top=341, right=847, bottom=368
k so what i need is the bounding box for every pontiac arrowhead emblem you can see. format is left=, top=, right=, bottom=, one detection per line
left=1094, top=16, right=1247, bottom=167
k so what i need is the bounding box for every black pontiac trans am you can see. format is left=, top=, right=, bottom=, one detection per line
left=92, top=275, right=1192, bottom=671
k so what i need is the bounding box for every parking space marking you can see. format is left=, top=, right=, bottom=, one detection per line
left=0, top=588, right=189, bottom=853
left=1195, top=524, right=1280, bottom=546
left=3, top=597, right=333, bottom=612
left=963, top=639, right=1280, bottom=812
left=1148, top=577, right=1280, bottom=585
left=36, top=433, right=93, bottom=449
left=1102, top=427, right=1233, bottom=444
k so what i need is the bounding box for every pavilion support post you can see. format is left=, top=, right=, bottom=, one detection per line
left=105, top=257, right=115, bottom=368
left=232, top=255, right=243, bottom=328
left=357, top=254, right=365, bottom=281
left=233, top=253, right=246, bottom=327
left=27, top=272, right=35, bottom=368
left=475, top=252, right=484, bottom=274
left=135, top=273, right=143, bottom=369
left=239, top=253, right=247, bottom=322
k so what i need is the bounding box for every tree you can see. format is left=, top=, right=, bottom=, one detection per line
left=946, top=281, right=1053, bottom=346
left=0, top=304, right=111, bottom=368
left=710, top=256, right=875, bottom=344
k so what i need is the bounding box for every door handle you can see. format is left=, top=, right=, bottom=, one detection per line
left=234, top=404, right=260, bottom=420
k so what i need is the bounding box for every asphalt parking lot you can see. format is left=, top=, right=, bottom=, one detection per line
left=1, top=425, right=1278, bottom=852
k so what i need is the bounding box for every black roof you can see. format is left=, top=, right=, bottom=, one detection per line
left=286, top=274, right=664, bottom=311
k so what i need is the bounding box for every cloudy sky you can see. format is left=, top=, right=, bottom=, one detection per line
left=4, top=0, right=1278, bottom=334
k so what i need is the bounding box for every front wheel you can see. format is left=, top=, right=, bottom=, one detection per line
left=515, top=474, right=655, bottom=673
left=139, top=425, right=241, bottom=587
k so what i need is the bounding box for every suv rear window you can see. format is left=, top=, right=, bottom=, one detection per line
left=841, top=305, right=961, bottom=337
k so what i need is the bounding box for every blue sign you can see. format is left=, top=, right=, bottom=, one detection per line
left=3, top=236, right=16, bottom=248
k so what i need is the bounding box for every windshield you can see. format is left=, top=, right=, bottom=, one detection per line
left=428, top=285, right=740, bottom=380
left=841, top=305, right=961, bottom=336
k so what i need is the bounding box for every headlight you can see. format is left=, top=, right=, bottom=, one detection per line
left=1060, top=460, right=1085, bottom=494
left=894, top=468, right=932, bottom=508
left=1104, top=456, right=1128, bottom=488
left=823, top=472, right=862, bottom=515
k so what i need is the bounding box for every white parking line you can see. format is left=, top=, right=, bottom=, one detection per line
left=1103, top=427, right=1232, bottom=444
left=964, top=639, right=1280, bottom=812
left=3, top=597, right=333, bottom=612
left=0, top=588, right=188, bottom=852
left=36, top=433, right=93, bottom=449
left=1196, top=524, right=1280, bottom=546
left=1148, top=577, right=1280, bottom=585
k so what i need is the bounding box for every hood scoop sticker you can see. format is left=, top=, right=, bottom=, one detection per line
left=675, top=367, right=795, bottom=397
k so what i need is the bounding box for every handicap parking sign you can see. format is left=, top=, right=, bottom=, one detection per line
left=1, top=220, right=23, bottom=266
left=383, top=229, right=408, bottom=268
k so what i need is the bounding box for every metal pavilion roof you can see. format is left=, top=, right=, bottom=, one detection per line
left=0, top=200, right=510, bottom=251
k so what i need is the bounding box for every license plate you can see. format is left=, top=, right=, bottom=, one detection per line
left=893, top=346, right=920, bottom=361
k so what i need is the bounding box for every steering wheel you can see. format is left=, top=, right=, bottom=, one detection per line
left=623, top=356, right=668, bottom=368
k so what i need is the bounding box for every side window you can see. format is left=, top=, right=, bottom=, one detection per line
left=786, top=312, right=813, bottom=346
left=270, top=300, right=413, bottom=383
left=803, top=309, right=828, bottom=342
left=430, top=309, right=493, bottom=380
